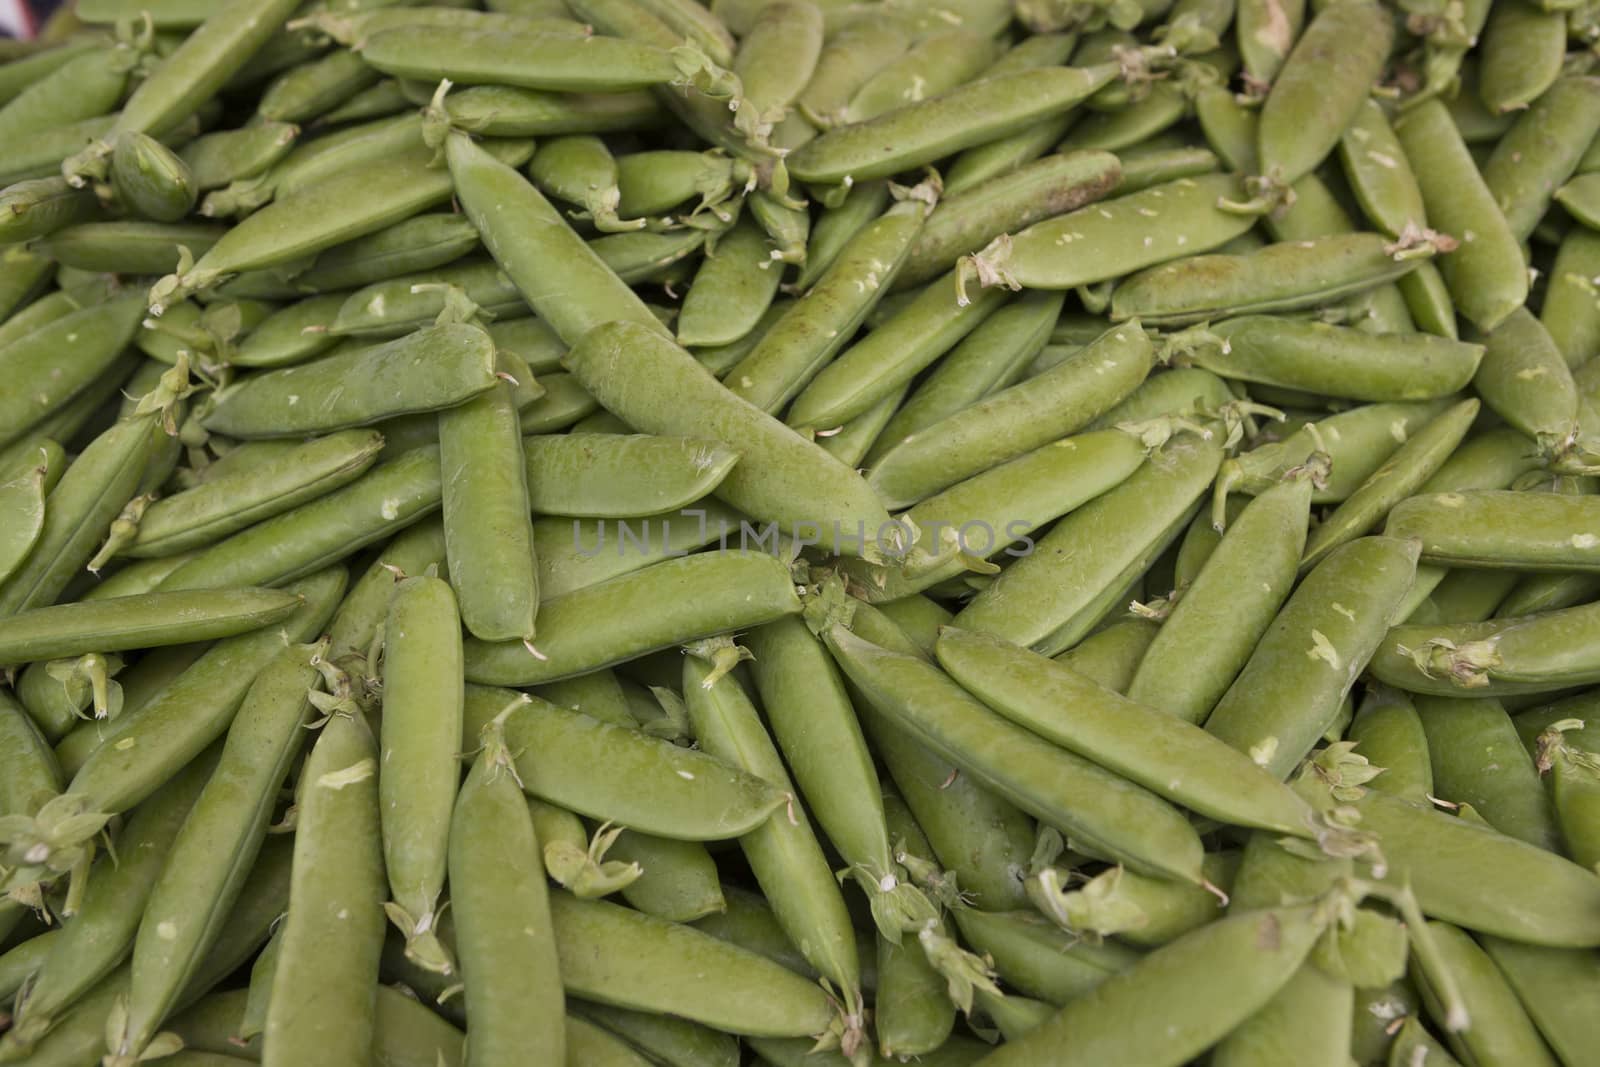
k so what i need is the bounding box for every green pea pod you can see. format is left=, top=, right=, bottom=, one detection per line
left=867, top=320, right=1154, bottom=509
left=795, top=15, right=910, bottom=127
left=1414, top=694, right=1559, bottom=851
left=0, top=176, right=99, bottom=249
left=569, top=321, right=895, bottom=560
left=1211, top=963, right=1354, bottom=1067
left=823, top=623, right=1207, bottom=883
left=156, top=447, right=442, bottom=592
left=1394, top=99, right=1527, bottom=332
left=380, top=577, right=464, bottom=974
left=1346, top=688, right=1433, bottom=803
left=0, top=461, right=47, bottom=588
left=261, top=710, right=386, bottom=1067
left=840, top=28, right=999, bottom=125
left=1556, top=172, right=1600, bottom=231
left=111, top=132, right=198, bottom=223
left=1053, top=618, right=1157, bottom=694
left=516, top=373, right=599, bottom=434
left=953, top=430, right=1222, bottom=656
left=548, top=891, right=837, bottom=1037
left=433, top=83, right=666, bottom=137
left=1387, top=489, right=1600, bottom=572
left=326, top=260, right=522, bottom=339
left=874, top=932, right=955, bottom=1057
left=676, top=218, right=781, bottom=349
left=612, top=148, right=737, bottom=220
left=1470, top=306, right=1581, bottom=456
left=1541, top=229, right=1600, bottom=368
left=294, top=214, right=481, bottom=294
left=0, top=42, right=139, bottom=146
left=1482, top=76, right=1600, bottom=242
left=592, top=226, right=712, bottom=284
left=734, top=0, right=824, bottom=135
left=1372, top=598, right=1600, bottom=697
left=37, top=221, right=226, bottom=276
left=1398, top=261, right=1459, bottom=340
left=1235, top=0, right=1302, bottom=85
left=318, top=78, right=410, bottom=124
left=323, top=517, right=446, bottom=675
left=359, top=25, right=682, bottom=91
left=607, top=831, right=723, bottom=920
left=1478, top=0, right=1565, bottom=115
left=257, top=48, right=379, bottom=124
left=462, top=685, right=786, bottom=839
left=1479, top=936, right=1600, bottom=1066
left=574, top=1002, right=739, bottom=1067
left=180, top=120, right=298, bottom=192
left=533, top=502, right=744, bottom=599
left=1411, top=921, right=1558, bottom=1067
left=1110, top=232, right=1437, bottom=326
left=0, top=588, right=300, bottom=666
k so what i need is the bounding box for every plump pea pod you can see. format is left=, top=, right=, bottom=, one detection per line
left=785, top=64, right=1119, bottom=183
left=1110, top=232, right=1439, bottom=326
left=564, top=1016, right=650, bottom=1066
left=1301, top=398, right=1479, bottom=570
left=260, top=709, right=385, bottom=1067
left=569, top=321, right=895, bottom=560
left=256, top=48, right=379, bottom=125
left=1477, top=0, right=1565, bottom=114
left=846, top=428, right=1148, bottom=601
left=1204, top=536, right=1420, bottom=779
left=575, top=1002, right=739, bottom=1067
left=1542, top=229, right=1600, bottom=368
left=1209, top=961, right=1354, bottom=1067
left=358, top=26, right=682, bottom=92
left=1480, top=937, right=1600, bottom=1067
left=937, top=626, right=1316, bottom=836
left=0, top=245, right=50, bottom=319
left=795, top=15, right=910, bottom=127
left=954, top=430, right=1222, bottom=656
left=533, top=502, right=744, bottom=599
left=0, top=177, right=98, bottom=245
left=449, top=713, right=566, bottom=1066
left=1386, top=489, right=1600, bottom=572
left=59, top=568, right=342, bottom=828
left=605, top=831, right=723, bottom=920
left=839, top=28, right=999, bottom=127
left=733, top=0, right=823, bottom=137
left=1192, top=317, right=1483, bottom=402
left=0, top=42, right=138, bottom=147
left=727, top=194, right=928, bottom=415
left=0, top=459, right=47, bottom=589
left=1348, top=689, right=1433, bottom=803
left=16, top=651, right=124, bottom=740
left=0, top=687, right=60, bottom=825
left=1394, top=99, right=1527, bottom=332
left=1371, top=599, right=1600, bottom=697
left=179, top=120, right=298, bottom=192
left=548, top=891, right=837, bottom=1037
left=0, top=294, right=144, bottom=447
left=1397, top=261, right=1459, bottom=340
left=870, top=290, right=1062, bottom=461
left=691, top=884, right=826, bottom=981
left=127, top=430, right=383, bottom=557
left=0, top=750, right=211, bottom=1056
left=0, top=588, right=300, bottom=666
left=1234, top=0, right=1301, bottom=85
left=323, top=517, right=445, bottom=678
left=294, top=214, right=482, bottom=294
left=1409, top=921, right=1557, bottom=1067
left=0, top=931, right=59, bottom=1004
left=328, top=260, right=525, bottom=339
left=1481, top=76, right=1600, bottom=242
left=1128, top=473, right=1311, bottom=723
left=105, top=646, right=318, bottom=1067
left=0, top=36, right=107, bottom=105
left=155, top=448, right=440, bottom=592
left=983, top=903, right=1328, bottom=1067
left=953, top=908, right=1137, bottom=1007
left=463, top=550, right=801, bottom=685
left=682, top=651, right=865, bottom=1037
left=1256, top=0, right=1391, bottom=186
left=202, top=322, right=497, bottom=439
left=111, top=131, right=197, bottom=224
left=1558, top=173, right=1600, bottom=230
left=431, top=83, right=666, bottom=137
left=867, top=319, right=1154, bottom=509
left=1053, top=617, right=1158, bottom=694
left=379, top=577, right=463, bottom=975
left=517, top=373, right=599, bottom=433
left=874, top=932, right=955, bottom=1058
left=824, top=623, right=1206, bottom=883
left=1538, top=720, right=1600, bottom=870
left=954, top=172, right=1254, bottom=297
left=65, top=0, right=314, bottom=186
left=1471, top=306, right=1581, bottom=458
left=315, top=77, right=411, bottom=124
left=462, top=686, right=786, bottom=839
left=445, top=128, right=664, bottom=347
left=36, top=221, right=226, bottom=275
left=1337, top=99, right=1427, bottom=239
left=592, top=226, right=713, bottom=284
left=1039, top=851, right=1237, bottom=949
left=676, top=218, right=782, bottom=349
left=1414, top=694, right=1558, bottom=851
left=612, top=147, right=741, bottom=220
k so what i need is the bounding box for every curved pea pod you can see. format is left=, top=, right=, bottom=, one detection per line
left=1542, top=229, right=1600, bottom=369
left=517, top=373, right=600, bottom=434
left=593, top=227, right=713, bottom=285
left=954, top=173, right=1255, bottom=296
left=462, top=550, right=801, bottom=685
left=785, top=64, right=1118, bottom=184
left=1556, top=172, right=1600, bottom=231
left=1410, top=921, right=1558, bottom=1067
left=1110, top=232, right=1439, bottom=327
left=522, top=434, right=739, bottom=519
left=1128, top=473, right=1312, bottom=724
left=732, top=0, right=823, bottom=137
left=1234, top=0, right=1302, bottom=85
left=1370, top=599, right=1600, bottom=698
left=1397, top=260, right=1457, bottom=340
left=445, top=130, right=664, bottom=348
left=569, top=322, right=895, bottom=560
left=1211, top=962, right=1355, bottom=1067
left=433, top=83, right=666, bottom=137
left=0, top=686, right=59, bottom=821
left=154, top=447, right=441, bottom=593
left=1349, top=689, right=1432, bottom=804
left=1194, top=317, right=1482, bottom=402
left=838, top=28, right=999, bottom=125
left=255, top=48, right=379, bottom=125
left=0, top=42, right=137, bottom=149
left=0, top=460, right=47, bottom=588
left=36, top=221, right=226, bottom=276
left=1394, top=99, right=1527, bottom=332
left=294, top=213, right=482, bottom=294
left=1414, top=694, right=1558, bottom=851
left=953, top=430, right=1222, bottom=656
left=548, top=891, right=836, bottom=1037
left=675, top=219, right=781, bottom=349
left=179, top=120, right=298, bottom=192
left=111, top=131, right=198, bottom=224
left=534, top=504, right=745, bottom=600
left=1386, top=490, right=1600, bottom=572
left=982, top=903, right=1328, bottom=1067
left=1476, top=939, right=1599, bottom=1067
left=938, top=626, right=1318, bottom=837
left=327, top=261, right=524, bottom=339
left=823, top=624, right=1207, bottom=883
left=612, top=148, right=741, bottom=222
left=202, top=323, right=497, bottom=439
left=261, top=709, right=385, bottom=1067
left=1471, top=307, right=1581, bottom=457
left=867, top=320, right=1155, bottom=509
left=1478, top=0, right=1566, bottom=115
left=575, top=1003, right=739, bottom=1067
left=1338, top=99, right=1427, bottom=239
left=1482, top=77, right=1600, bottom=243
left=0, top=176, right=99, bottom=247
left=602, top=830, right=720, bottom=920
left=1203, top=536, right=1420, bottom=778
left=795, top=15, right=911, bottom=128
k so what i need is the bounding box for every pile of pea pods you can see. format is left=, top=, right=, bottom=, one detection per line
left=4, top=0, right=1600, bottom=1063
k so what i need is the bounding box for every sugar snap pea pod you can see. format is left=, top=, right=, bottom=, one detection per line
left=1478, top=938, right=1600, bottom=1067
left=227, top=294, right=343, bottom=371
left=1053, top=618, right=1157, bottom=694
left=794, top=15, right=910, bottom=128
left=1210, top=961, right=1354, bottom=1067
left=1347, top=688, right=1433, bottom=803
left=1394, top=100, right=1527, bottom=332
left=294, top=213, right=482, bottom=293
left=522, top=434, right=739, bottom=518
left=614, top=148, right=745, bottom=222
left=0, top=42, right=139, bottom=147
left=570, top=322, right=895, bottom=559
left=1203, top=536, right=1420, bottom=778
left=0, top=459, right=47, bottom=589
left=516, top=373, right=599, bottom=434
left=838, top=28, right=999, bottom=126
left=202, top=111, right=422, bottom=218
left=0, top=176, right=98, bottom=246
left=328, top=260, right=525, bottom=338
left=1478, top=0, right=1566, bottom=115
left=675, top=220, right=782, bottom=349
left=1542, top=229, right=1600, bottom=368
left=726, top=193, right=927, bottom=415
left=432, top=83, right=666, bottom=138
left=1371, top=599, right=1600, bottom=697
left=871, top=291, right=1062, bottom=462
left=1038, top=853, right=1236, bottom=948
left=692, top=884, right=822, bottom=979
left=179, top=120, right=298, bottom=192
left=1419, top=427, right=1542, bottom=495
left=444, top=130, right=664, bottom=347
left=1110, top=232, right=1441, bottom=327
left=154, top=447, right=440, bottom=592
left=0, top=36, right=111, bottom=107
left=534, top=504, right=744, bottom=598
left=527, top=136, right=640, bottom=234
left=602, top=831, right=721, bottom=920
left=1482, top=77, right=1600, bottom=243
left=1386, top=489, right=1600, bottom=572
left=203, top=323, right=496, bottom=439
left=317, top=77, right=411, bottom=124
left=1470, top=306, right=1582, bottom=457
left=1336, top=101, right=1427, bottom=239
left=36, top=221, right=226, bottom=276
left=953, top=173, right=1254, bottom=298
left=0, top=589, right=300, bottom=666
left=16, top=651, right=124, bottom=740
left=576, top=1002, right=739, bottom=1067
left=257, top=48, right=379, bottom=125
left=111, top=131, right=198, bottom=224
left=1396, top=260, right=1457, bottom=340
left=785, top=64, right=1118, bottom=184
left=1234, top=0, right=1301, bottom=86
left=938, top=626, right=1317, bottom=835
left=564, top=1015, right=649, bottom=1066
left=127, top=430, right=383, bottom=558
left=1410, top=921, right=1558, bottom=1067
left=868, top=320, right=1154, bottom=509
left=874, top=933, right=955, bottom=1057
left=824, top=624, right=1206, bottom=882
left=1556, top=172, right=1600, bottom=229
left=260, top=708, right=384, bottom=1067
left=1256, top=0, right=1392, bottom=187
left=549, top=890, right=836, bottom=1037
left=104, top=645, right=317, bottom=1067
left=0, top=687, right=60, bottom=826
left=359, top=25, right=684, bottom=91
left=592, top=226, right=713, bottom=285
left=954, top=430, right=1222, bottom=655
left=323, top=517, right=445, bottom=679
left=1413, top=694, right=1559, bottom=851
left=0, top=246, right=49, bottom=320
left=733, top=0, right=824, bottom=140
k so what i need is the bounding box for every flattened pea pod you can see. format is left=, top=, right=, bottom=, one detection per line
left=461, top=686, right=785, bottom=840
left=1369, top=600, right=1600, bottom=697
left=822, top=624, right=1207, bottom=883
left=1386, top=490, right=1600, bottom=572
left=0, top=588, right=301, bottom=666
left=1204, top=537, right=1421, bottom=779
left=201, top=323, right=498, bottom=439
